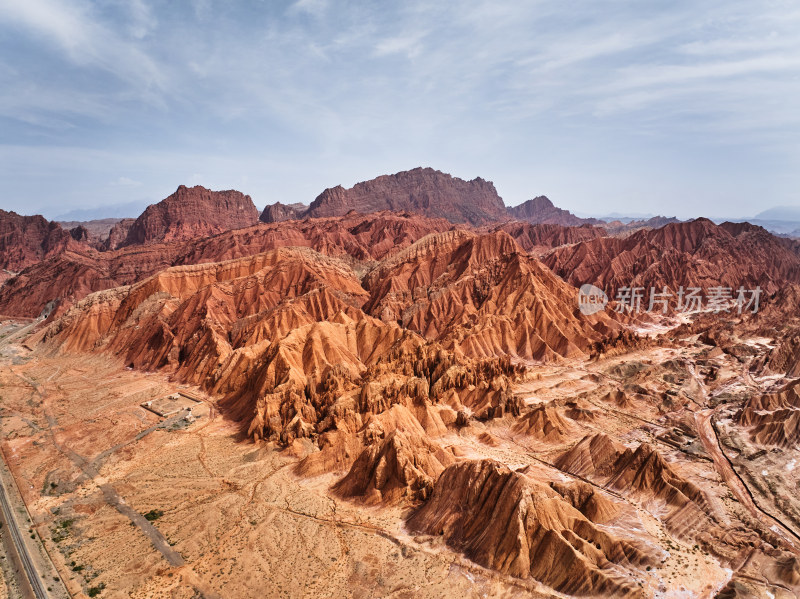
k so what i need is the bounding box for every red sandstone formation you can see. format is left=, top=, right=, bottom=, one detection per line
left=507, top=196, right=601, bottom=226
left=0, top=209, right=81, bottom=283
left=58, top=218, right=127, bottom=248
left=8, top=171, right=800, bottom=599
left=556, top=433, right=711, bottom=534
left=178, top=211, right=456, bottom=265
left=305, top=167, right=508, bottom=225
left=512, top=402, right=576, bottom=442
left=407, top=459, right=654, bottom=596
left=0, top=211, right=456, bottom=318
left=115, top=185, right=259, bottom=248
left=333, top=430, right=455, bottom=503
left=103, top=218, right=136, bottom=250
left=493, top=221, right=606, bottom=255
left=259, top=202, right=307, bottom=223
left=602, top=216, right=681, bottom=236
left=739, top=380, right=800, bottom=447
left=543, top=218, right=800, bottom=298
left=363, top=229, right=620, bottom=361
left=35, top=245, right=531, bottom=458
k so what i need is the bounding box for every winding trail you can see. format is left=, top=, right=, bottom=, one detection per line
left=689, top=364, right=800, bottom=553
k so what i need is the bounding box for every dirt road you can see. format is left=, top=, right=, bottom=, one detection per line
left=690, top=360, right=800, bottom=554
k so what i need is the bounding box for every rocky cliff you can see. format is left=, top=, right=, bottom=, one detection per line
left=259, top=202, right=307, bottom=223
left=115, top=185, right=259, bottom=248
left=305, top=167, right=508, bottom=225
left=0, top=209, right=79, bottom=281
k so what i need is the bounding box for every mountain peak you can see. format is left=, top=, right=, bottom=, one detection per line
left=508, top=195, right=596, bottom=226
left=115, top=185, right=259, bottom=248
left=304, top=167, right=508, bottom=225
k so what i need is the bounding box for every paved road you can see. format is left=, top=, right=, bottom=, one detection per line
left=0, top=319, right=53, bottom=597
left=0, top=458, right=49, bottom=598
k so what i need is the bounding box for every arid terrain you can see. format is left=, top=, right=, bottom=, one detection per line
left=1, top=169, right=799, bottom=598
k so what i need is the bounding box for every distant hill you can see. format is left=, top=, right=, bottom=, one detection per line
left=755, top=206, right=800, bottom=221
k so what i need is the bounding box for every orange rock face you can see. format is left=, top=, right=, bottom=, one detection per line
left=740, top=380, right=800, bottom=447
left=9, top=189, right=800, bottom=598
left=333, top=429, right=455, bottom=504
left=363, top=229, right=620, bottom=360
left=556, top=434, right=711, bottom=535
left=39, top=240, right=566, bottom=455
left=258, top=201, right=307, bottom=223
left=407, top=459, right=654, bottom=597
left=493, top=221, right=606, bottom=255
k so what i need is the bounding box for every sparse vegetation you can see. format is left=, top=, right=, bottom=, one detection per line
left=144, top=509, right=163, bottom=521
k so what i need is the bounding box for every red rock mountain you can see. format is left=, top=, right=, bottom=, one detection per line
left=114, top=185, right=259, bottom=248
left=57, top=218, right=127, bottom=248
left=739, top=380, right=800, bottom=447
left=363, top=229, right=620, bottom=361
left=507, top=196, right=600, bottom=226
left=31, top=224, right=627, bottom=455
left=304, top=167, right=508, bottom=225
left=492, top=222, right=606, bottom=256
left=34, top=245, right=534, bottom=466
left=0, top=210, right=77, bottom=271
left=407, top=459, right=654, bottom=596
left=15, top=175, right=800, bottom=598
left=259, top=202, right=307, bottom=223
left=543, top=218, right=800, bottom=298
left=0, top=211, right=456, bottom=318
left=0, top=209, right=83, bottom=287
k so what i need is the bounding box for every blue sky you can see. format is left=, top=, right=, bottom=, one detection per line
left=1, top=0, right=799, bottom=220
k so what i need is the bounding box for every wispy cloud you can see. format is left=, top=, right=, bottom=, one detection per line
left=374, top=32, right=427, bottom=58
left=288, top=0, right=328, bottom=18
left=0, top=0, right=165, bottom=89
left=112, top=176, right=142, bottom=187
left=127, top=0, right=157, bottom=39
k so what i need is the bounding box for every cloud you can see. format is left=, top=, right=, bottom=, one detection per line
left=0, top=0, right=165, bottom=90
left=374, top=32, right=428, bottom=58
left=112, top=176, right=142, bottom=187
left=288, top=0, right=328, bottom=18
left=127, top=0, right=157, bottom=39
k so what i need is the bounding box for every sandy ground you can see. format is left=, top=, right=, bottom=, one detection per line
left=0, top=350, right=562, bottom=599
left=0, top=543, right=11, bottom=599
